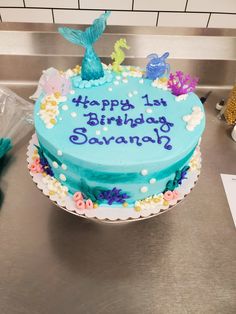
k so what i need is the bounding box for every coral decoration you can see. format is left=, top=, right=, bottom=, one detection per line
left=168, top=71, right=198, bottom=96
left=34, top=145, right=54, bottom=176
left=164, top=166, right=190, bottom=192
left=73, top=191, right=94, bottom=210
left=98, top=187, right=130, bottom=205
left=41, top=68, right=71, bottom=96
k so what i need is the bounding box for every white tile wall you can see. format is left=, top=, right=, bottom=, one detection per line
left=187, top=0, right=236, bottom=14
left=158, top=12, right=209, bottom=28
left=25, top=0, right=78, bottom=9
left=208, top=14, right=236, bottom=29
left=54, top=10, right=103, bottom=25
left=0, top=0, right=236, bottom=28
left=0, top=8, right=53, bottom=23
left=0, top=0, right=23, bottom=7
left=80, top=0, right=132, bottom=11
left=134, top=0, right=186, bottom=12
left=108, top=11, right=157, bottom=26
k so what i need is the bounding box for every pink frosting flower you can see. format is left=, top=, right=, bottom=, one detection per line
left=76, top=200, right=85, bottom=210
left=29, top=163, right=38, bottom=173
left=34, top=157, right=40, bottom=164
left=73, top=192, right=83, bottom=202
left=172, top=190, right=179, bottom=199
left=163, top=190, right=174, bottom=201
left=85, top=199, right=93, bottom=209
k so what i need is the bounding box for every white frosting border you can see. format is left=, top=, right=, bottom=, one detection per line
left=27, top=134, right=201, bottom=223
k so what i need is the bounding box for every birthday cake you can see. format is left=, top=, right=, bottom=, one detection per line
left=31, top=12, right=205, bottom=214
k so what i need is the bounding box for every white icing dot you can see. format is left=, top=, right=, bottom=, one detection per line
left=57, top=150, right=63, bottom=156
left=70, top=90, right=75, bottom=95
left=133, top=90, right=138, bottom=95
left=37, top=113, right=39, bottom=116
left=114, top=81, right=119, bottom=85
left=52, top=161, right=58, bottom=169
left=59, top=117, right=62, bottom=121
left=116, top=76, right=121, bottom=80
left=62, top=105, right=68, bottom=111
left=122, top=79, right=128, bottom=84
left=95, top=130, right=101, bottom=135
left=139, top=79, right=144, bottom=84
left=122, top=72, right=128, bottom=77
left=108, top=87, right=113, bottom=91
left=149, top=178, right=156, bottom=184
left=61, top=164, right=67, bottom=170
left=140, top=186, right=148, bottom=193
left=59, top=174, right=66, bottom=181
left=141, top=169, right=148, bottom=176
left=103, top=126, right=108, bottom=131
left=71, top=112, right=77, bottom=118
left=146, top=108, right=152, bottom=114
left=128, top=92, right=133, bottom=98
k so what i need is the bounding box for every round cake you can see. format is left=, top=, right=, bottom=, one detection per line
left=30, top=11, right=205, bottom=214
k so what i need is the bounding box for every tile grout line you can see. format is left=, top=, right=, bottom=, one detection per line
left=156, top=12, right=159, bottom=27
left=132, top=0, right=134, bottom=11
left=0, top=13, right=2, bottom=22
left=184, top=0, right=189, bottom=12
left=51, top=9, right=55, bottom=23
left=78, top=0, right=80, bottom=10
left=23, top=0, right=26, bottom=7
left=206, top=13, right=211, bottom=28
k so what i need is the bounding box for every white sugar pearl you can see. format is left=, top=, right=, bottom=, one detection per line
left=139, top=79, right=144, bottom=84
left=122, top=79, right=128, bottom=83
left=52, top=161, right=58, bottom=169
left=140, top=186, right=148, bottom=193
left=146, top=108, right=152, bottom=114
left=103, top=126, right=108, bottom=131
left=128, top=92, right=133, bottom=98
left=114, top=81, right=119, bottom=85
left=62, top=105, right=68, bottom=111
left=141, top=169, right=148, bottom=176
left=59, top=174, right=66, bottom=181
left=61, top=164, right=67, bottom=170
left=116, top=76, right=121, bottom=80
left=57, top=150, right=63, bottom=156
left=149, top=178, right=156, bottom=184
left=108, top=87, right=113, bottom=91
left=71, top=112, right=77, bottom=118
left=70, top=90, right=75, bottom=95
left=133, top=90, right=138, bottom=95
left=96, top=130, right=101, bottom=135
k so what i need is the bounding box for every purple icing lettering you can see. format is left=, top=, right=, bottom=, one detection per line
left=134, top=114, right=144, bottom=126
left=153, top=128, right=172, bottom=150
left=120, top=99, right=135, bottom=111
left=84, top=113, right=99, bottom=126
left=90, top=100, right=100, bottom=106
left=72, top=95, right=90, bottom=108
left=142, top=136, right=155, bottom=143
left=161, top=98, right=167, bottom=106
left=116, top=116, right=123, bottom=126
left=88, top=137, right=103, bottom=145
left=115, top=136, right=128, bottom=144
left=100, top=115, right=106, bottom=125
left=158, top=116, right=174, bottom=133
left=107, top=117, right=116, bottom=124
left=103, top=136, right=115, bottom=145
left=129, top=136, right=142, bottom=146
left=69, top=127, right=87, bottom=145
left=142, top=94, right=152, bottom=106
left=124, top=114, right=136, bottom=128
left=146, top=117, right=159, bottom=124
left=101, top=99, right=110, bottom=111
left=110, top=99, right=119, bottom=111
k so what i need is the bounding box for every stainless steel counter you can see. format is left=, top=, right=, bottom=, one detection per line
left=0, top=24, right=236, bottom=314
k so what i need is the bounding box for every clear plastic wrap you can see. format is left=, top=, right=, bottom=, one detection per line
left=0, top=86, right=34, bottom=159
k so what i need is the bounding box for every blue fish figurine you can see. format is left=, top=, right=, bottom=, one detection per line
left=146, top=52, right=170, bottom=80
left=58, top=11, right=111, bottom=81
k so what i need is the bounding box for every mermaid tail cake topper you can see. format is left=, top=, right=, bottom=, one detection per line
left=58, top=11, right=111, bottom=81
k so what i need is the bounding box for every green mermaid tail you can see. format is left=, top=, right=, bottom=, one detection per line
left=58, top=11, right=111, bottom=81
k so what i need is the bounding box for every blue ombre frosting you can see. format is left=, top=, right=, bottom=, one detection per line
left=34, top=68, right=205, bottom=205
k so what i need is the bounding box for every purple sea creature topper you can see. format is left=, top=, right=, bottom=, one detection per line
left=145, top=52, right=170, bottom=80
left=168, top=71, right=199, bottom=96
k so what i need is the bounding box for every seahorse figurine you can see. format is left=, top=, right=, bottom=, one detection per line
left=111, top=38, right=130, bottom=72
left=58, top=11, right=111, bottom=81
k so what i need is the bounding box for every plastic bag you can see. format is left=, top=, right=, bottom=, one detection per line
left=0, top=86, right=34, bottom=159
